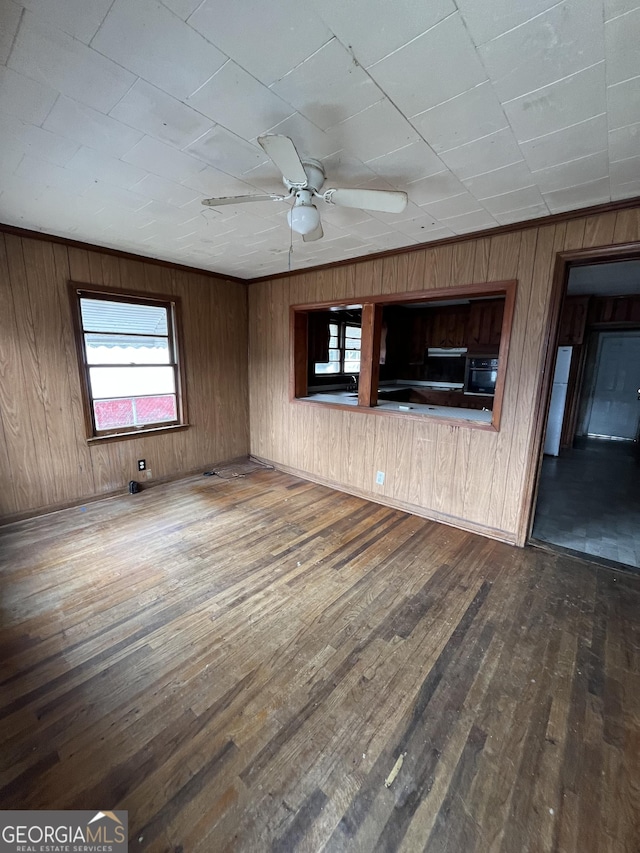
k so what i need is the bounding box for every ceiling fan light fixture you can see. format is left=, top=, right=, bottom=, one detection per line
left=288, top=203, right=320, bottom=236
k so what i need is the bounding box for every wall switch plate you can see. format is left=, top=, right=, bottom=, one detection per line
left=138, top=459, right=146, bottom=471
left=376, top=471, right=385, bottom=485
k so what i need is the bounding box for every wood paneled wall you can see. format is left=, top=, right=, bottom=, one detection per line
left=0, top=232, right=249, bottom=521
left=248, top=207, right=640, bottom=545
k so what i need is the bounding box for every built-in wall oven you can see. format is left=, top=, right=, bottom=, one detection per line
left=423, top=348, right=467, bottom=388
left=465, top=356, right=499, bottom=395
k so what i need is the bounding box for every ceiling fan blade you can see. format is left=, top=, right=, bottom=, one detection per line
left=302, top=221, right=323, bottom=242
left=323, top=187, right=408, bottom=214
left=258, top=134, right=308, bottom=186
left=201, top=193, right=286, bottom=207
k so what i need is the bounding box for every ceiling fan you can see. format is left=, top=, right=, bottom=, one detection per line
left=201, top=134, right=408, bottom=242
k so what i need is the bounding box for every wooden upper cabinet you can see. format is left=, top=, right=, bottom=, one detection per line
left=558, top=295, right=589, bottom=345
left=468, top=299, right=504, bottom=352
left=590, top=294, right=640, bottom=326
left=425, top=305, right=469, bottom=349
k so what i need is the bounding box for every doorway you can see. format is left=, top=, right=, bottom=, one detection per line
left=530, top=259, right=640, bottom=569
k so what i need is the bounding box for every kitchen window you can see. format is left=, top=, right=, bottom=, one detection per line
left=315, top=321, right=362, bottom=375
left=70, top=284, right=188, bottom=441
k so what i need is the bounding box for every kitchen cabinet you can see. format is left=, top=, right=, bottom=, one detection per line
left=467, top=299, right=504, bottom=352
left=425, top=305, right=469, bottom=349
left=590, top=294, right=640, bottom=326
left=558, top=296, right=589, bottom=345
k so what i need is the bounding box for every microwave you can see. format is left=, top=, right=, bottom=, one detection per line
left=465, top=356, right=498, bottom=395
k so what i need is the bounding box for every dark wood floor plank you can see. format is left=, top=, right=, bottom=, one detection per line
left=1, top=468, right=638, bottom=851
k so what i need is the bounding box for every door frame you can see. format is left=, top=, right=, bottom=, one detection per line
left=521, top=240, right=640, bottom=546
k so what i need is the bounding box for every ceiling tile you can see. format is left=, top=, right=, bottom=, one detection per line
left=187, top=0, right=332, bottom=86
left=91, top=0, right=227, bottom=100
left=14, top=154, right=96, bottom=194
left=421, top=193, right=483, bottom=220
left=185, top=126, right=267, bottom=176
left=318, top=151, right=379, bottom=188
left=605, top=0, right=640, bottom=19
left=0, top=114, right=80, bottom=165
left=65, top=146, right=149, bottom=189
left=609, top=122, right=640, bottom=161
left=480, top=185, right=546, bottom=214
left=257, top=113, right=340, bottom=161
left=8, top=11, right=136, bottom=113
left=610, top=155, right=640, bottom=184
left=519, top=114, right=608, bottom=172
left=0, top=0, right=23, bottom=64
left=607, top=75, right=640, bottom=129
left=439, top=127, right=523, bottom=179
left=20, top=0, right=114, bottom=43
left=187, top=61, right=293, bottom=140
left=326, top=100, right=420, bottom=163
left=43, top=96, right=144, bottom=158
left=368, top=14, right=487, bottom=116
left=109, top=79, right=214, bottom=149
left=181, top=166, right=258, bottom=199
left=605, top=8, right=640, bottom=86
left=130, top=174, right=200, bottom=207
left=411, top=82, right=508, bottom=153
left=365, top=140, right=445, bottom=183
left=306, top=0, right=455, bottom=68
left=503, top=62, right=606, bottom=142
left=611, top=178, right=640, bottom=199
left=439, top=209, right=499, bottom=233
left=394, top=214, right=448, bottom=240
left=83, top=180, right=151, bottom=212
left=456, top=0, right=560, bottom=45
left=462, top=160, right=537, bottom=197
left=0, top=142, right=23, bottom=179
left=494, top=203, right=549, bottom=225
left=0, top=67, right=58, bottom=125
left=407, top=171, right=468, bottom=205
left=160, top=0, right=203, bottom=19
left=531, top=150, right=609, bottom=193
left=543, top=176, right=611, bottom=213
left=123, top=136, right=208, bottom=182
left=479, top=0, right=605, bottom=103
left=270, top=39, right=383, bottom=131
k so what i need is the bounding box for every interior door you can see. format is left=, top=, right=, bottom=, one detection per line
left=584, top=331, right=640, bottom=440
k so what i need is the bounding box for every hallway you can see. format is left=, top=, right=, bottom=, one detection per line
left=532, top=438, right=640, bottom=569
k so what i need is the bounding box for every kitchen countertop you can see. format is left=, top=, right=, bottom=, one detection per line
left=300, top=389, right=493, bottom=423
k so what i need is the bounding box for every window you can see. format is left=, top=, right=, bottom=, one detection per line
left=70, top=286, right=187, bottom=439
left=315, top=321, right=362, bottom=375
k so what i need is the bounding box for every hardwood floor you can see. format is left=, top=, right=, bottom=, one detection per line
left=1, top=467, right=639, bottom=852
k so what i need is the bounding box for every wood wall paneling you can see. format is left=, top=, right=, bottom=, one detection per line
left=0, top=235, right=249, bottom=521
left=247, top=205, right=640, bottom=545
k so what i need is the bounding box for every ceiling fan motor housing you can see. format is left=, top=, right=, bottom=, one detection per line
left=284, top=159, right=325, bottom=194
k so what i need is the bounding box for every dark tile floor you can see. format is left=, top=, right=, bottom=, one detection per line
left=532, top=437, right=640, bottom=569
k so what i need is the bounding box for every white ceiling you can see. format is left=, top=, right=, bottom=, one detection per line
left=0, top=0, right=639, bottom=280
left=568, top=260, right=640, bottom=294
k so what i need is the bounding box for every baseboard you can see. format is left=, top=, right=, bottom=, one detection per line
left=0, top=456, right=249, bottom=528
left=250, top=455, right=518, bottom=546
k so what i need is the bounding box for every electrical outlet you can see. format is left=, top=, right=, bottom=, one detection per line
left=137, top=459, right=146, bottom=471
left=145, top=469, right=152, bottom=480
left=376, top=471, right=385, bottom=485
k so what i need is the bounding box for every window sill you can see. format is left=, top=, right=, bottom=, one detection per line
left=87, top=423, right=191, bottom=444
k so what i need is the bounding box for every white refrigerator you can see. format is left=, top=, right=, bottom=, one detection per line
left=544, top=346, right=572, bottom=456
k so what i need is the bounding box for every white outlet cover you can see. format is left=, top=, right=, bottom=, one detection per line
left=376, top=471, right=385, bottom=485
left=146, top=470, right=152, bottom=479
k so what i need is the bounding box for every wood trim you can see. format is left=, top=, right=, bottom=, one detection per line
left=250, top=454, right=517, bottom=544
left=249, top=197, right=640, bottom=284
left=0, top=221, right=248, bottom=284
left=86, top=423, right=191, bottom=444
left=291, top=310, right=308, bottom=399
left=491, top=280, right=516, bottom=431
left=521, top=238, right=640, bottom=546
left=358, top=303, right=382, bottom=407
left=291, top=280, right=515, bottom=311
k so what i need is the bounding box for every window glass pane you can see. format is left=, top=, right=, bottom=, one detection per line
left=84, top=334, right=170, bottom=365
left=89, top=366, right=175, bottom=398
left=315, top=362, right=340, bottom=374
left=328, top=350, right=340, bottom=362
left=346, top=326, right=361, bottom=340
left=80, top=298, right=168, bottom=335
left=134, top=395, right=177, bottom=425
left=94, top=395, right=176, bottom=430
left=329, top=336, right=339, bottom=347
left=329, top=323, right=338, bottom=335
